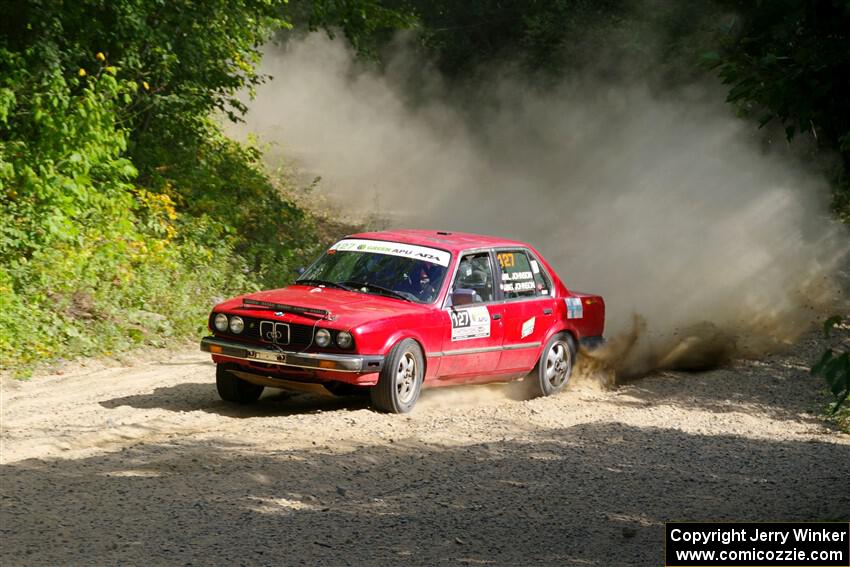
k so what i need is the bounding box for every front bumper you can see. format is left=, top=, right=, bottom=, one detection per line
left=200, top=336, right=384, bottom=373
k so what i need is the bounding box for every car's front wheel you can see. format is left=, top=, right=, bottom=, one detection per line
left=370, top=339, right=424, bottom=413
left=216, top=364, right=264, bottom=404
left=529, top=332, right=576, bottom=397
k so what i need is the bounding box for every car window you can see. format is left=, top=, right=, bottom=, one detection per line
left=528, top=253, right=552, bottom=296
left=450, top=252, right=495, bottom=305
left=297, top=240, right=450, bottom=304
left=497, top=250, right=548, bottom=299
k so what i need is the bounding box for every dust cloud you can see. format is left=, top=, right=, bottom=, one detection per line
left=231, top=34, right=848, bottom=382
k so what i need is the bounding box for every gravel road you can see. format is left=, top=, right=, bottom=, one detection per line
left=2, top=332, right=849, bottom=566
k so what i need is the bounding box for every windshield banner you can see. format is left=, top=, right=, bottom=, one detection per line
left=331, top=239, right=451, bottom=267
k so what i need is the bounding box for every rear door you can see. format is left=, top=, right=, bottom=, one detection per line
left=437, top=251, right=506, bottom=378
left=494, top=249, right=557, bottom=373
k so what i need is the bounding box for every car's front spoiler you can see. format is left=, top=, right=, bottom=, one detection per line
left=200, top=336, right=384, bottom=373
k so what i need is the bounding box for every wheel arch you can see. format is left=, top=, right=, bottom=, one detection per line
left=370, top=335, right=427, bottom=413
left=541, top=326, right=579, bottom=357
left=380, top=333, right=429, bottom=375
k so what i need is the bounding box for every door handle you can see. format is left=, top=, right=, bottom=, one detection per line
left=492, top=313, right=502, bottom=320
left=543, top=308, right=553, bottom=315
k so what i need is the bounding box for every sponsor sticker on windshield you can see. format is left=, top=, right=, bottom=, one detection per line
left=331, top=239, right=451, bottom=267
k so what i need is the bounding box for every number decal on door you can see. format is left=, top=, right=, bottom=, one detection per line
left=450, top=306, right=491, bottom=341
left=450, top=310, right=470, bottom=328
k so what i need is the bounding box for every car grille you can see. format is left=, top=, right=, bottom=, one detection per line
left=213, top=315, right=317, bottom=348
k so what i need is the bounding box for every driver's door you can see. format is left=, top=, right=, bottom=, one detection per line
left=437, top=251, right=505, bottom=378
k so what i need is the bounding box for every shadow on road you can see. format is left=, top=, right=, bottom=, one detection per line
left=100, top=382, right=371, bottom=417
left=98, top=381, right=520, bottom=417
left=2, top=422, right=848, bottom=566
left=98, top=356, right=829, bottom=427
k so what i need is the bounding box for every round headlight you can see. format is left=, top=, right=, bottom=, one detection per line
left=229, top=316, right=244, bottom=334
left=336, top=331, right=353, bottom=349
left=214, top=313, right=228, bottom=332
left=315, top=328, right=331, bottom=347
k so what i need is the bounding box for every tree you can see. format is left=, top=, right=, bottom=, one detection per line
left=709, top=0, right=850, bottom=215
left=0, top=0, right=344, bottom=369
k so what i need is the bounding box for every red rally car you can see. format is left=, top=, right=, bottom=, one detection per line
left=201, top=230, right=605, bottom=413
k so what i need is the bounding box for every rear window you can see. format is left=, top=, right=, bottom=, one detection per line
left=497, top=250, right=551, bottom=299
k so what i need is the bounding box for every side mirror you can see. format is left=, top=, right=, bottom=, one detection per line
left=451, top=288, right=476, bottom=306
left=296, top=267, right=306, bottom=276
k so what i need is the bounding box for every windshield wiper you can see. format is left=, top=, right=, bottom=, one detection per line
left=295, top=278, right=352, bottom=291
left=341, top=280, right=414, bottom=302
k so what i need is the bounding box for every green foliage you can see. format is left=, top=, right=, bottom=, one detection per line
left=284, top=0, right=416, bottom=57
left=139, top=129, right=333, bottom=289
left=0, top=49, right=134, bottom=258
left=709, top=0, right=850, bottom=218
left=2, top=0, right=287, bottom=134
left=811, top=316, right=850, bottom=421
left=0, top=1, right=349, bottom=373
left=394, top=0, right=634, bottom=77
left=349, top=0, right=723, bottom=83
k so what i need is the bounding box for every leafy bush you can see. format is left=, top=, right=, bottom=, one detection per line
left=812, top=317, right=850, bottom=431
left=0, top=3, right=351, bottom=374
left=707, top=0, right=850, bottom=218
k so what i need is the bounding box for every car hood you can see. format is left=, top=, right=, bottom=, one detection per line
left=216, top=284, right=433, bottom=329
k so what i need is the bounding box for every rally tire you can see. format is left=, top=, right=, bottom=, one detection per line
left=370, top=339, right=424, bottom=413
left=529, top=332, right=576, bottom=397
left=216, top=364, right=264, bottom=404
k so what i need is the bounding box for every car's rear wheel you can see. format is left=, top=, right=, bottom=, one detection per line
left=216, top=364, right=264, bottom=404
left=529, top=332, right=576, bottom=397
left=370, top=339, right=424, bottom=413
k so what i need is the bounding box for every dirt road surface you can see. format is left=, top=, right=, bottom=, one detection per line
left=2, top=335, right=849, bottom=566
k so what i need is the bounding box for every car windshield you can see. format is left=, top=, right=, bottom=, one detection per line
left=297, top=239, right=452, bottom=304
